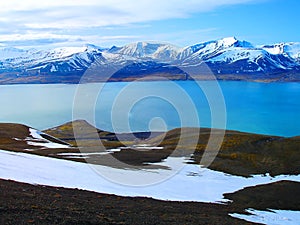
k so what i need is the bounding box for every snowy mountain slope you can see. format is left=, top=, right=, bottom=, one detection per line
left=179, top=37, right=298, bottom=70
left=205, top=48, right=298, bottom=73
left=0, top=37, right=300, bottom=83
left=105, top=37, right=300, bottom=77
left=178, top=37, right=253, bottom=60
left=262, top=42, right=300, bottom=61
left=25, top=48, right=104, bottom=74
left=0, top=45, right=104, bottom=73
left=0, top=47, right=27, bottom=60
left=108, top=41, right=180, bottom=61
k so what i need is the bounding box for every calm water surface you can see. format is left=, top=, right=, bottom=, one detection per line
left=0, top=81, right=299, bottom=137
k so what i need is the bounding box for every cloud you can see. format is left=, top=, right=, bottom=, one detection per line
left=0, top=32, right=141, bottom=48
left=0, top=0, right=264, bottom=29
left=0, top=0, right=265, bottom=47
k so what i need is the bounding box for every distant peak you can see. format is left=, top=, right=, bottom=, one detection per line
left=217, top=37, right=254, bottom=48
left=129, top=41, right=173, bottom=47
left=189, top=37, right=239, bottom=49
left=221, top=36, right=238, bottom=42
left=217, top=37, right=238, bottom=47
left=84, top=43, right=105, bottom=51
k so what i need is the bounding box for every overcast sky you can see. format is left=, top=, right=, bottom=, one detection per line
left=0, top=0, right=299, bottom=48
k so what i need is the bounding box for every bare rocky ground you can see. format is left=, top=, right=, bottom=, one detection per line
left=1, top=179, right=299, bottom=224
left=0, top=179, right=258, bottom=225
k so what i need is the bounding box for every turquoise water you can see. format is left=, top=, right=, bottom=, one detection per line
left=0, top=81, right=300, bottom=137
left=219, top=81, right=300, bottom=137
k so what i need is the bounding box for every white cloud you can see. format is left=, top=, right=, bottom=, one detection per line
left=0, top=0, right=263, bottom=29
left=0, top=0, right=266, bottom=47
left=0, top=32, right=141, bottom=48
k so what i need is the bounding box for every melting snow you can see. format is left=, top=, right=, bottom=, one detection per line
left=27, top=128, right=70, bottom=149
left=0, top=149, right=299, bottom=203
left=57, top=149, right=122, bottom=158
left=120, top=144, right=164, bottom=150
left=230, top=209, right=300, bottom=225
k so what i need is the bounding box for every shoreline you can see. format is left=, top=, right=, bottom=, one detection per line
left=1, top=77, right=300, bottom=85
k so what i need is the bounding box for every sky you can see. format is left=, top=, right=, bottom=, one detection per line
left=0, top=0, right=299, bottom=48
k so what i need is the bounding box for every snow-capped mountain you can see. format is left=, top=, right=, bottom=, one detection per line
left=0, top=47, right=27, bottom=60
left=262, top=42, right=300, bottom=62
left=0, top=45, right=105, bottom=83
left=108, top=41, right=180, bottom=62
left=178, top=37, right=253, bottom=60
left=0, top=37, right=300, bottom=84
left=0, top=45, right=103, bottom=72
left=177, top=37, right=299, bottom=77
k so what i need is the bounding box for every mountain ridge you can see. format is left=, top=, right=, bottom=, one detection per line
left=1, top=37, right=300, bottom=84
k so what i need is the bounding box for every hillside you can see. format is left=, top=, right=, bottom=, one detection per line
left=0, top=120, right=299, bottom=177
left=0, top=121, right=299, bottom=224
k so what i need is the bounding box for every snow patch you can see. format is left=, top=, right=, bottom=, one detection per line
left=0, top=150, right=299, bottom=203
left=230, top=209, right=300, bottom=225
left=27, top=128, right=70, bottom=149
left=120, top=144, right=164, bottom=150
left=57, top=149, right=122, bottom=158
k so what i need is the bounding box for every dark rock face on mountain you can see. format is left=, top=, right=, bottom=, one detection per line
left=1, top=37, right=300, bottom=84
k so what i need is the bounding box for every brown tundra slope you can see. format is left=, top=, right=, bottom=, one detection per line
left=0, top=120, right=299, bottom=224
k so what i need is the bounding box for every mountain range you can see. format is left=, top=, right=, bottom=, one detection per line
left=1, top=37, right=300, bottom=84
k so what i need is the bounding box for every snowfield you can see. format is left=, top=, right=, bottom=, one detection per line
left=0, top=149, right=299, bottom=204
left=230, top=209, right=300, bottom=225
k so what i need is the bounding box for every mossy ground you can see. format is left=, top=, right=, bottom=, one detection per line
left=0, top=120, right=299, bottom=177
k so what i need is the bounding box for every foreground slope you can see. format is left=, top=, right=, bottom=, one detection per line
left=0, top=121, right=299, bottom=224
left=0, top=178, right=261, bottom=225
left=0, top=178, right=297, bottom=225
